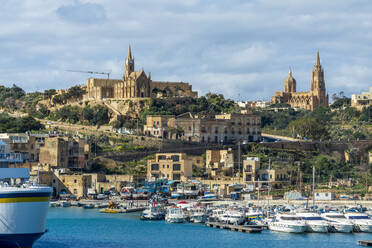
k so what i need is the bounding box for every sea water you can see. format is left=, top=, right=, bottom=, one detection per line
left=35, top=208, right=371, bottom=248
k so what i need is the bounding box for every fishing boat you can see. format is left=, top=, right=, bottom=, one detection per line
left=165, top=207, right=186, bottom=223
left=219, top=209, right=245, bottom=225
left=320, top=212, right=353, bottom=233
left=189, top=206, right=208, bottom=223
left=100, top=201, right=122, bottom=214
left=296, top=212, right=329, bottom=233
left=0, top=167, right=52, bottom=248
left=246, top=207, right=264, bottom=221
left=268, top=214, right=307, bottom=233
left=344, top=212, right=372, bottom=232
left=200, top=192, right=218, bottom=201
left=140, top=203, right=165, bottom=221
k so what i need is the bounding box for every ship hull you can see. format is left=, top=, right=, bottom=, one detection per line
left=0, top=187, right=52, bottom=248
left=0, top=232, right=45, bottom=248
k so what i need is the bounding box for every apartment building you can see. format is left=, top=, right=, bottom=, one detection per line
left=147, top=153, right=194, bottom=182
left=243, top=157, right=290, bottom=189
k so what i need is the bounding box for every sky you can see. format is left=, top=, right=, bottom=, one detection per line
left=0, top=0, right=371, bottom=101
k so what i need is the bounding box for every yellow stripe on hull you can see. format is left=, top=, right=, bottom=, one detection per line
left=0, top=197, right=50, bottom=203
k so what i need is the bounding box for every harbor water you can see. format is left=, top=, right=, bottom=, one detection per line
left=35, top=208, right=371, bottom=248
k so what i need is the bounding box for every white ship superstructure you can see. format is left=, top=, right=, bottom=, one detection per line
left=0, top=168, right=52, bottom=248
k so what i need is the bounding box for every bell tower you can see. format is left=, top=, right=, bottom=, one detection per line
left=310, top=49, right=328, bottom=106
left=311, top=49, right=325, bottom=94
left=125, top=45, right=135, bottom=79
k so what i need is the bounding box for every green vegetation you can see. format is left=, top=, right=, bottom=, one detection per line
left=48, top=105, right=110, bottom=125
left=0, top=113, right=44, bottom=132
left=52, top=86, right=86, bottom=105
left=256, top=106, right=372, bottom=140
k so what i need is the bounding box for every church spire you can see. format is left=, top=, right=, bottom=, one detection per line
left=315, top=49, right=320, bottom=66
left=128, top=45, right=133, bottom=60
left=125, top=45, right=134, bottom=79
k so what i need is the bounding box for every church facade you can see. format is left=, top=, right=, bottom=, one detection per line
left=86, top=46, right=197, bottom=100
left=271, top=51, right=329, bottom=111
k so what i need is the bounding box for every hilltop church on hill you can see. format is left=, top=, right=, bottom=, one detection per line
left=85, top=46, right=197, bottom=100
left=271, top=50, right=329, bottom=111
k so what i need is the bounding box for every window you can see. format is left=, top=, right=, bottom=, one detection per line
left=74, top=179, right=77, bottom=183
left=173, top=164, right=181, bottom=171
left=158, top=155, right=166, bottom=160
left=189, top=126, right=192, bottom=131
left=167, top=165, right=169, bottom=168
left=151, top=164, right=159, bottom=170
left=73, top=189, right=77, bottom=194
left=162, top=165, right=165, bottom=168
left=171, top=155, right=180, bottom=162
left=245, top=175, right=252, bottom=181
left=173, top=173, right=181, bottom=181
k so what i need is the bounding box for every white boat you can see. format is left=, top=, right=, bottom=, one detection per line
left=209, top=208, right=225, bottom=222
left=0, top=168, right=52, bottom=248
left=60, top=200, right=71, bottom=207
left=268, top=214, right=307, bottom=233
left=165, top=207, right=186, bottom=223
left=200, top=192, right=218, bottom=201
left=246, top=207, right=264, bottom=223
left=320, top=212, right=353, bottom=233
left=219, top=209, right=245, bottom=225
left=296, top=212, right=329, bottom=233
left=345, top=212, right=372, bottom=232
left=190, top=207, right=208, bottom=223
left=141, top=203, right=165, bottom=221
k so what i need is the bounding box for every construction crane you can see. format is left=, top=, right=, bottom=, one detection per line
left=66, top=69, right=111, bottom=79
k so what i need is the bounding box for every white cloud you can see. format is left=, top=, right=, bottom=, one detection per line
left=0, top=0, right=371, bottom=100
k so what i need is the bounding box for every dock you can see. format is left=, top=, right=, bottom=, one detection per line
left=358, top=240, right=372, bottom=246
left=205, top=222, right=263, bottom=233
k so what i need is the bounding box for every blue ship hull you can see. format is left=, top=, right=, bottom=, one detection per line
left=0, top=232, right=45, bottom=248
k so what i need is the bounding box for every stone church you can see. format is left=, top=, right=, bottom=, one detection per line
left=86, top=46, right=197, bottom=99
left=271, top=50, right=329, bottom=111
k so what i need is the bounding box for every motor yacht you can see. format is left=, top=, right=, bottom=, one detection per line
left=344, top=212, right=372, bottom=232
left=320, top=212, right=353, bottom=233
left=268, top=214, right=307, bottom=233
left=296, top=212, right=329, bottom=233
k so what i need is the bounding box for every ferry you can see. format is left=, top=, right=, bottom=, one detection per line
left=0, top=168, right=52, bottom=248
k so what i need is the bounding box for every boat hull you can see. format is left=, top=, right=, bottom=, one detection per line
left=269, top=223, right=307, bottom=233
left=0, top=232, right=45, bottom=248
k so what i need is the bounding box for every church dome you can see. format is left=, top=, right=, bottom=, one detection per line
left=284, top=70, right=296, bottom=93
left=285, top=70, right=296, bottom=84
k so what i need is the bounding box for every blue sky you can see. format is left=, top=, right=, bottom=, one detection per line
left=0, top=0, right=371, bottom=101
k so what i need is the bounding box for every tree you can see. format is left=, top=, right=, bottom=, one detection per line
left=67, top=86, right=86, bottom=100
left=43, top=89, right=57, bottom=101
left=289, top=118, right=328, bottom=140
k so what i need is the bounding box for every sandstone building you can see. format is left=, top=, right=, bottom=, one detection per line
left=86, top=46, right=197, bottom=100
left=243, top=157, right=290, bottom=189
left=351, top=87, right=372, bottom=110
left=144, top=112, right=261, bottom=144
left=147, top=153, right=199, bottom=182
left=271, top=51, right=329, bottom=111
